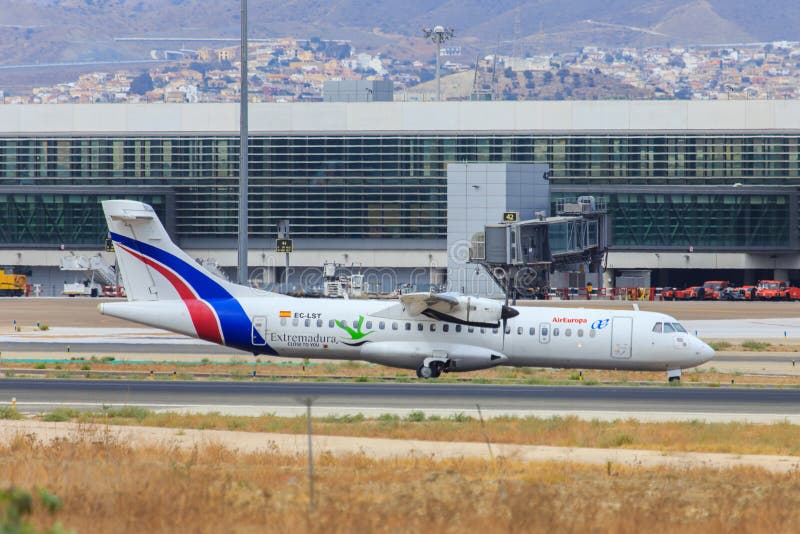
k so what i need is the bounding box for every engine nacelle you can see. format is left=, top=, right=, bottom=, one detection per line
left=360, top=341, right=509, bottom=372
left=422, top=295, right=519, bottom=328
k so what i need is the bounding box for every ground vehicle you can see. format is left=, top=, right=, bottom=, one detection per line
left=63, top=280, right=102, bottom=297
left=702, top=281, right=730, bottom=300
left=661, top=287, right=677, bottom=301
left=674, top=286, right=704, bottom=300
left=0, top=269, right=27, bottom=296
left=755, top=280, right=800, bottom=301
left=721, top=285, right=757, bottom=301
left=102, top=285, right=126, bottom=298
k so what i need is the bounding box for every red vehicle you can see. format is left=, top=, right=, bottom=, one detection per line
left=755, top=280, right=800, bottom=301
left=674, top=286, right=704, bottom=300
left=702, top=280, right=730, bottom=300
left=102, top=285, right=127, bottom=298
left=661, top=287, right=677, bottom=301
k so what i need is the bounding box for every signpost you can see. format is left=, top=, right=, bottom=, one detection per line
left=275, top=239, right=293, bottom=253
left=502, top=211, right=519, bottom=223
left=277, top=220, right=291, bottom=288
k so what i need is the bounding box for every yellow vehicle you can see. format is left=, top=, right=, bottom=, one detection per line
left=0, top=269, right=26, bottom=297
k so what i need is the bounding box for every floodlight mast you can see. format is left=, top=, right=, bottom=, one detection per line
left=422, top=25, right=455, bottom=101
left=237, top=0, right=249, bottom=285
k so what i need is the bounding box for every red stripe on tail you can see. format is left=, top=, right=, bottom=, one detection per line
left=118, top=244, right=223, bottom=344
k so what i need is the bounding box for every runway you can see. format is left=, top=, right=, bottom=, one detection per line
left=1, top=379, right=798, bottom=423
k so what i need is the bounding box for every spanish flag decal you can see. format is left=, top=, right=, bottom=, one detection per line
left=279, top=310, right=291, bottom=318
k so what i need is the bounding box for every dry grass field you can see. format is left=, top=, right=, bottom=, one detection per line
left=14, top=408, right=800, bottom=457
left=1, top=430, right=798, bottom=533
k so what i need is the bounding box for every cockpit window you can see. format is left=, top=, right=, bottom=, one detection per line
left=671, top=322, right=687, bottom=333
left=662, top=323, right=676, bottom=333
left=652, top=322, right=663, bottom=333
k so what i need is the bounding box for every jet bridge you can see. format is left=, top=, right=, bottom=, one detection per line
left=469, top=196, right=608, bottom=298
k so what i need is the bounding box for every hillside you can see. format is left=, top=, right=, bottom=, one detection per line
left=403, top=68, right=654, bottom=101
left=2, top=0, right=800, bottom=69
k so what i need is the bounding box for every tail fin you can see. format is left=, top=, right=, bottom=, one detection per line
left=102, top=200, right=261, bottom=302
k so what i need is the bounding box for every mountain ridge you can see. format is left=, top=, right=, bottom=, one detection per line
left=1, top=0, right=799, bottom=67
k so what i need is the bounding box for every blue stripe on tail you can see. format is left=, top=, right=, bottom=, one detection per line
left=111, top=232, right=278, bottom=355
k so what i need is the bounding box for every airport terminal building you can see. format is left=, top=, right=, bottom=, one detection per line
left=1, top=100, right=800, bottom=294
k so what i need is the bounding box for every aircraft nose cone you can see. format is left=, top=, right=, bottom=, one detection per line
left=694, top=338, right=715, bottom=363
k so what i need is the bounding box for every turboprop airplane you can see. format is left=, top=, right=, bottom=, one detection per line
left=99, top=200, right=714, bottom=381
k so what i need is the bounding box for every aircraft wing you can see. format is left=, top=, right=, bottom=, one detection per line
left=399, top=292, right=461, bottom=316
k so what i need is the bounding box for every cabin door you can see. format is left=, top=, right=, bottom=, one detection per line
left=252, top=316, right=267, bottom=346
left=610, top=317, right=633, bottom=359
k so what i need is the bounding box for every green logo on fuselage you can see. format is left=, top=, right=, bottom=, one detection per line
left=335, top=315, right=374, bottom=346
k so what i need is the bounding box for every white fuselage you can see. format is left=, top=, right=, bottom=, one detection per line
left=101, top=295, right=714, bottom=373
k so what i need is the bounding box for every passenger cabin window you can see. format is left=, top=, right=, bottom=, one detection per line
left=480, top=328, right=486, bottom=334
left=316, top=319, right=323, bottom=328
left=280, top=317, right=287, bottom=326
left=589, top=330, right=596, bottom=338
left=328, top=320, right=335, bottom=328
left=553, top=328, right=559, bottom=337
left=541, top=327, right=548, bottom=337
left=577, top=329, right=584, bottom=338
left=392, top=322, right=398, bottom=331
left=529, top=327, right=535, bottom=336
left=442, top=324, right=449, bottom=333
left=565, top=328, right=572, bottom=337
left=405, top=323, right=411, bottom=331
left=430, top=324, right=436, bottom=332
left=304, top=319, right=311, bottom=327
left=366, top=321, right=373, bottom=329
left=517, top=327, right=523, bottom=335
left=455, top=325, right=462, bottom=333
left=652, top=322, right=663, bottom=333
left=292, top=318, right=299, bottom=327
left=492, top=328, right=498, bottom=334
left=468, top=327, right=474, bottom=333
left=379, top=321, right=385, bottom=330
left=417, top=323, right=424, bottom=331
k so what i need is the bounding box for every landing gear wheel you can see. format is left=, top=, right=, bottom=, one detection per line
left=668, top=376, right=681, bottom=382
left=416, top=365, right=433, bottom=379
left=429, top=361, right=444, bottom=379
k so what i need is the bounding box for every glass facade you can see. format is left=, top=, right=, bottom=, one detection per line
left=552, top=191, right=793, bottom=250
left=1, top=134, right=799, bottom=247
left=0, top=192, right=168, bottom=246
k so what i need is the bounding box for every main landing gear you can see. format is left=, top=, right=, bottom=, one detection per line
left=667, top=369, right=682, bottom=382
left=416, top=360, right=447, bottom=379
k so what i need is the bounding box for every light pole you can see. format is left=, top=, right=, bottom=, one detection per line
left=422, top=25, right=455, bottom=102
left=237, top=0, right=249, bottom=285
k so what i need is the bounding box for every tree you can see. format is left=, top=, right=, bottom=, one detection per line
left=129, top=72, right=154, bottom=95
